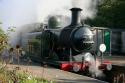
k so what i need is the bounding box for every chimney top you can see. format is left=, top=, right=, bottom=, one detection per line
left=70, top=7, right=82, bottom=26
left=70, top=8, right=82, bottom=11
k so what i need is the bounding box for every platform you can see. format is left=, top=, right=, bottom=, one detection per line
left=39, top=66, right=108, bottom=83
left=103, top=55, right=125, bottom=66
left=7, top=64, right=108, bottom=83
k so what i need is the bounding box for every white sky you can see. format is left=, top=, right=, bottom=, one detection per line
left=0, top=0, right=38, bottom=31
left=0, top=0, right=98, bottom=31
left=0, top=0, right=71, bottom=31
left=0, top=0, right=98, bottom=46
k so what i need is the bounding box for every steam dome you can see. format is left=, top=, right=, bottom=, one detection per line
left=48, top=16, right=61, bottom=28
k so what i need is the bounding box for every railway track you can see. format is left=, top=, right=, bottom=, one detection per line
left=105, top=65, right=125, bottom=83
left=102, top=56, right=125, bottom=83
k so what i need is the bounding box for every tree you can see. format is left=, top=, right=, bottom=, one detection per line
left=0, top=23, right=16, bottom=53
left=85, top=0, right=125, bottom=28
left=0, top=23, right=8, bottom=53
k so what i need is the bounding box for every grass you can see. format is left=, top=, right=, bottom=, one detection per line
left=0, top=63, right=54, bottom=83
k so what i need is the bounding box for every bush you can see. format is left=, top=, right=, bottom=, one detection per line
left=0, top=65, right=52, bottom=83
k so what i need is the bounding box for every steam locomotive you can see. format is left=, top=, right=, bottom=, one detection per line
left=22, top=8, right=112, bottom=77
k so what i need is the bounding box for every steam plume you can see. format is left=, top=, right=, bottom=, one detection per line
left=38, top=0, right=99, bottom=22
left=1, top=0, right=99, bottom=46
left=84, top=53, right=105, bottom=77
left=72, top=0, right=98, bottom=19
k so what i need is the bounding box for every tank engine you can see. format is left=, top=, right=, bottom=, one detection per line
left=24, top=7, right=112, bottom=77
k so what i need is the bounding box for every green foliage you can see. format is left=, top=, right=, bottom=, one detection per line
left=85, top=0, right=125, bottom=28
left=0, top=65, right=51, bottom=83
left=0, top=25, right=8, bottom=53
left=0, top=24, right=16, bottom=53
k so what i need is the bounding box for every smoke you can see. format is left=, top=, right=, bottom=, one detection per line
left=0, top=0, right=99, bottom=46
left=37, top=0, right=71, bottom=22
left=1, top=0, right=99, bottom=28
left=73, top=52, right=105, bottom=78
left=72, top=0, right=98, bottom=19
left=0, top=0, right=38, bottom=46
left=84, top=53, right=105, bottom=78
left=38, top=0, right=99, bottom=23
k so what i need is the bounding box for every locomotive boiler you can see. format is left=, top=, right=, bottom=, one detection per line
left=59, top=8, right=94, bottom=52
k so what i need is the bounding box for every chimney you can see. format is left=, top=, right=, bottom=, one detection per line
left=70, top=8, right=82, bottom=26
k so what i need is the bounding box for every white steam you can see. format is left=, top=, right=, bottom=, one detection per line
left=72, top=0, right=98, bottom=19
left=37, top=0, right=71, bottom=22
left=38, top=0, right=99, bottom=22
left=1, top=0, right=99, bottom=46
left=73, top=52, right=105, bottom=77
left=84, top=53, right=105, bottom=77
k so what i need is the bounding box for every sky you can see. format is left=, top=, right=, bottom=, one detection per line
left=0, top=0, right=99, bottom=46
left=0, top=0, right=98, bottom=31
left=0, top=0, right=71, bottom=31
left=0, top=0, right=38, bottom=31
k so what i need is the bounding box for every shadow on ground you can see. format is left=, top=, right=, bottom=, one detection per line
left=57, top=78, right=107, bottom=83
